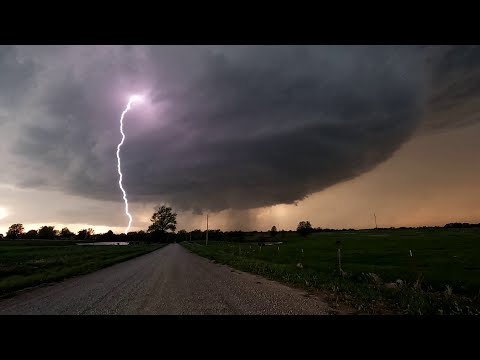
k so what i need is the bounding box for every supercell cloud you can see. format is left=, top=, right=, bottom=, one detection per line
left=1, top=45, right=479, bottom=214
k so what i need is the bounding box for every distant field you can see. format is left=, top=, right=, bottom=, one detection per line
left=0, top=240, right=164, bottom=296
left=183, top=229, right=480, bottom=314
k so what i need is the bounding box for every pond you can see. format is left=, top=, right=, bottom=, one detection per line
left=76, top=242, right=130, bottom=246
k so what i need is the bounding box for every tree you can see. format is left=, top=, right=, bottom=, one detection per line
left=177, top=229, right=187, bottom=242
left=297, top=221, right=313, bottom=237
left=77, top=228, right=94, bottom=240
left=270, top=226, right=278, bottom=237
left=103, top=230, right=115, bottom=241
left=38, top=226, right=56, bottom=239
left=77, top=230, right=87, bottom=240
left=60, top=227, right=74, bottom=238
left=190, top=229, right=203, bottom=241
left=25, top=229, right=38, bottom=239
left=0, top=233, right=4, bottom=240
left=6, top=224, right=24, bottom=239
left=148, top=205, right=177, bottom=233
left=137, top=230, right=146, bottom=242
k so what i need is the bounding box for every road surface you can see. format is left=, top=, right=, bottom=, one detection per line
left=0, top=243, right=332, bottom=315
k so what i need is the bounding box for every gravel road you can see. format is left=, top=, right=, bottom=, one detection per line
left=0, top=243, right=331, bottom=315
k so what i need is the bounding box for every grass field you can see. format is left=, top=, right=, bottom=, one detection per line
left=0, top=240, right=164, bottom=296
left=182, top=228, right=480, bottom=314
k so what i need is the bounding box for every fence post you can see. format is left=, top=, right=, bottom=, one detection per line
left=336, top=240, right=343, bottom=273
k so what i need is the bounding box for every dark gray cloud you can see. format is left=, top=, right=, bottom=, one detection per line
left=0, top=46, right=35, bottom=104
left=421, top=45, right=480, bottom=131
left=1, top=45, right=478, bottom=214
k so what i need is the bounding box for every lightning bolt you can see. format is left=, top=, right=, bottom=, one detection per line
left=117, top=95, right=143, bottom=234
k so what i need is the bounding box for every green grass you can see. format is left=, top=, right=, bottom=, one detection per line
left=182, top=228, right=480, bottom=315
left=0, top=240, right=164, bottom=296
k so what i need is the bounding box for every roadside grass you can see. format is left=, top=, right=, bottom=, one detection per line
left=0, top=240, right=164, bottom=296
left=182, top=228, right=480, bottom=314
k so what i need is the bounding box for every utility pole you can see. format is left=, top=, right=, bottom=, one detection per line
left=206, top=214, right=209, bottom=246
left=374, top=213, right=378, bottom=229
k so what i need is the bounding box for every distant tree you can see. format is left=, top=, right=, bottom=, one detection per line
left=124, top=231, right=137, bottom=242
left=191, top=229, right=203, bottom=241
left=148, top=205, right=177, bottom=233
left=176, top=229, right=187, bottom=242
left=137, top=230, right=146, bottom=242
left=209, top=229, right=222, bottom=241
left=6, top=224, right=24, bottom=239
left=60, top=227, right=74, bottom=238
left=25, top=229, right=38, bottom=239
left=297, top=221, right=313, bottom=237
left=0, top=233, right=3, bottom=240
left=270, top=226, right=278, bottom=237
left=38, top=226, right=56, bottom=239
left=103, top=230, right=115, bottom=241
left=77, top=228, right=94, bottom=240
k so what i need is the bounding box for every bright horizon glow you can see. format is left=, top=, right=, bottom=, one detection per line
left=117, top=95, right=144, bottom=234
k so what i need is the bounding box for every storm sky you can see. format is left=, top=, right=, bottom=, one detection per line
left=1, top=45, right=480, bottom=234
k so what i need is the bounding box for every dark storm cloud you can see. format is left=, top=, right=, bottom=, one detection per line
left=1, top=45, right=479, bottom=213
left=0, top=45, right=35, bottom=112
left=422, top=45, right=480, bottom=130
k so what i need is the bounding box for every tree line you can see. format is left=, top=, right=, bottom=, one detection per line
left=0, top=205, right=179, bottom=243
left=1, top=204, right=479, bottom=243
left=2, top=223, right=94, bottom=240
